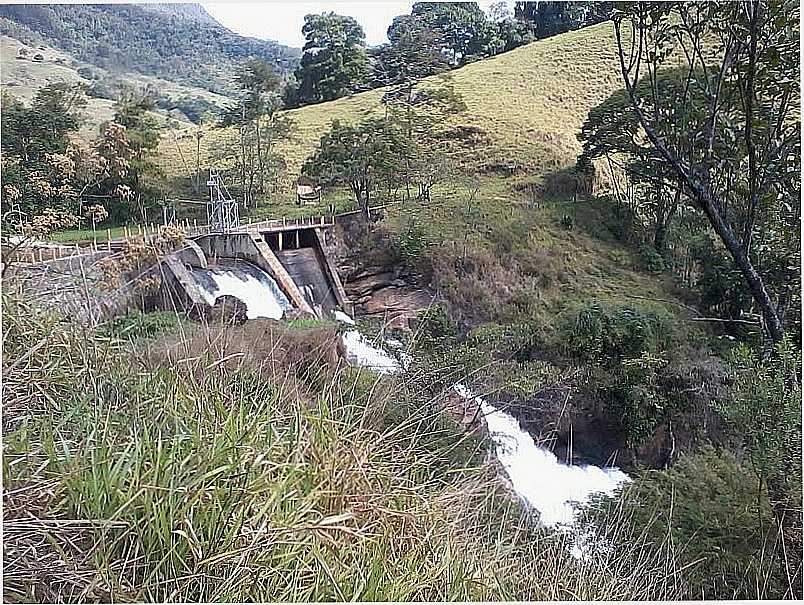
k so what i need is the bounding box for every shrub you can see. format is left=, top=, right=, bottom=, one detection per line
left=601, top=351, right=670, bottom=445
left=390, top=221, right=431, bottom=268
left=639, top=244, right=667, bottom=273
left=557, top=299, right=676, bottom=363
left=584, top=448, right=788, bottom=599
left=468, top=321, right=544, bottom=362
left=414, top=302, right=458, bottom=343
left=100, top=309, right=183, bottom=339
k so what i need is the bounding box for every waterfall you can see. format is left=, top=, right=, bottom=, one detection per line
left=192, top=259, right=292, bottom=320
left=453, top=384, right=629, bottom=529
left=340, top=329, right=406, bottom=374
left=334, top=311, right=629, bottom=551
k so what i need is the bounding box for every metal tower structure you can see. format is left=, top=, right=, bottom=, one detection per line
left=206, top=169, right=239, bottom=232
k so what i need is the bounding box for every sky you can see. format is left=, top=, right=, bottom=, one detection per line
left=203, top=1, right=506, bottom=48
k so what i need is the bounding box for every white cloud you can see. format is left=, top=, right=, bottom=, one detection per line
left=203, top=1, right=413, bottom=48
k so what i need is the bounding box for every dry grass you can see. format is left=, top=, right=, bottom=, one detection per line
left=3, top=297, right=692, bottom=602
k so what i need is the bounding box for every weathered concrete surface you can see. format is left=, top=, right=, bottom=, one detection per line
left=4, top=251, right=141, bottom=325
left=193, top=232, right=315, bottom=315
left=159, top=254, right=209, bottom=310
left=313, top=228, right=350, bottom=314
left=174, top=240, right=207, bottom=269
left=275, top=248, right=336, bottom=314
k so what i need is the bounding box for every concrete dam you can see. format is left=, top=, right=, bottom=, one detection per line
left=158, top=224, right=351, bottom=320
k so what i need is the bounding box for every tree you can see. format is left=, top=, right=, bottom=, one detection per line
left=720, top=341, right=802, bottom=597
left=1, top=84, right=84, bottom=166
left=94, top=94, right=164, bottom=222
left=291, top=12, right=370, bottom=107
left=382, top=81, right=466, bottom=200
left=411, top=2, right=503, bottom=65
left=612, top=0, right=800, bottom=345
left=0, top=85, right=88, bottom=221
left=578, top=73, right=696, bottom=256
left=514, top=1, right=612, bottom=39
left=218, top=59, right=293, bottom=206
left=373, top=13, right=448, bottom=87
left=303, top=119, right=409, bottom=222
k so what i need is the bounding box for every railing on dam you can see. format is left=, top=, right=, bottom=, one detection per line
left=10, top=202, right=399, bottom=266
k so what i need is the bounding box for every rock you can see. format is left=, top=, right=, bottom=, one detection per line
left=360, top=286, right=434, bottom=330
left=343, top=265, right=435, bottom=331
left=209, top=295, right=248, bottom=325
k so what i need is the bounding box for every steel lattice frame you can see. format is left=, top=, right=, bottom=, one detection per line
left=206, top=169, right=239, bottom=232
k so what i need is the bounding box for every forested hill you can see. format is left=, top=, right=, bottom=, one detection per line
left=142, top=3, right=222, bottom=26
left=0, top=3, right=300, bottom=96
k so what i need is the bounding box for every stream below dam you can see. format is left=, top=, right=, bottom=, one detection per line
left=193, top=259, right=630, bottom=556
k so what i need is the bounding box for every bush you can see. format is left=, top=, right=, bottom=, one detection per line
left=557, top=299, right=676, bottom=363
left=390, top=221, right=431, bottom=267
left=412, top=303, right=458, bottom=348
left=468, top=321, right=544, bottom=362
left=639, top=244, right=667, bottom=273
left=601, top=351, right=670, bottom=445
left=100, top=309, right=183, bottom=339
left=584, top=448, right=788, bottom=599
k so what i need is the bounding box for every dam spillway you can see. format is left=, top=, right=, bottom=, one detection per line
left=191, top=259, right=292, bottom=320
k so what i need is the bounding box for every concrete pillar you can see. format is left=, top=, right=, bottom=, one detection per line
left=278, top=232, right=283, bottom=251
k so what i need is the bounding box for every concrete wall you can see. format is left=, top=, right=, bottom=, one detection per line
left=5, top=251, right=132, bottom=325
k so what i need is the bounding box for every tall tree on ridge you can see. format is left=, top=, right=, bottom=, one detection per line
left=291, top=12, right=370, bottom=107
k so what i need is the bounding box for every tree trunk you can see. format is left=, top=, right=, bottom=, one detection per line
left=255, top=116, right=264, bottom=194
left=613, top=23, right=786, bottom=343
left=653, top=218, right=668, bottom=255
left=693, top=178, right=784, bottom=343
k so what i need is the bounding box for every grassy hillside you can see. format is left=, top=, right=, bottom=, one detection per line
left=160, top=21, right=682, bottom=325
left=1, top=34, right=233, bottom=136
left=162, top=21, right=623, bottom=186
left=1, top=35, right=115, bottom=138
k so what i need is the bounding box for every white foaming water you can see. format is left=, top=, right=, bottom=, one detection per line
left=340, top=330, right=404, bottom=374
left=334, top=311, right=405, bottom=374
left=332, top=310, right=628, bottom=554
left=333, top=310, right=356, bottom=325
left=453, top=384, right=630, bottom=532
left=193, top=260, right=291, bottom=320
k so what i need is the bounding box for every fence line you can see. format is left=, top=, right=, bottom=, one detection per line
left=13, top=202, right=400, bottom=266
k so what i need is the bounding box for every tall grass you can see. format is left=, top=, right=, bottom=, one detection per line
left=4, top=297, right=696, bottom=602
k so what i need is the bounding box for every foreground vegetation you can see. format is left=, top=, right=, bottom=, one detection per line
left=4, top=299, right=799, bottom=601
left=0, top=301, right=652, bottom=601
left=1, top=1, right=800, bottom=601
